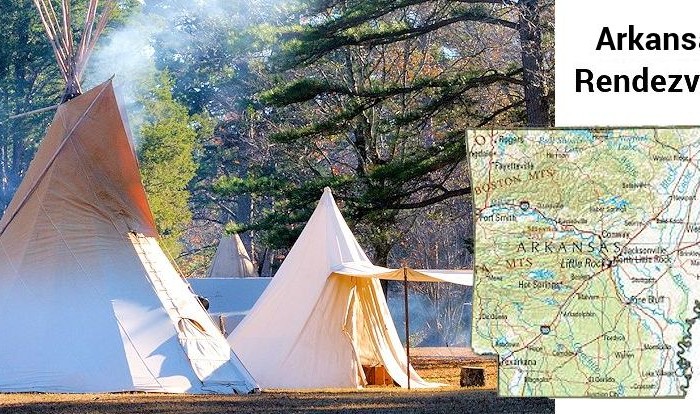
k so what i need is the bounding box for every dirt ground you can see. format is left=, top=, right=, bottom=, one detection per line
left=0, top=351, right=553, bottom=413
left=410, top=347, right=499, bottom=390
left=0, top=390, right=553, bottom=414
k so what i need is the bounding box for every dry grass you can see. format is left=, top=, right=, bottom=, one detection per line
left=411, top=346, right=499, bottom=390
left=0, top=349, right=552, bottom=413
left=0, top=390, right=553, bottom=414
left=416, top=363, right=498, bottom=389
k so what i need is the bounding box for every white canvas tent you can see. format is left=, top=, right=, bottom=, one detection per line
left=229, top=188, right=472, bottom=389
left=188, top=277, right=271, bottom=334
left=0, top=0, right=257, bottom=393
left=0, top=80, right=258, bottom=394
left=207, top=232, right=256, bottom=278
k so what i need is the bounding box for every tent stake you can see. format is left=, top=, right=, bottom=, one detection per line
left=403, top=266, right=411, bottom=390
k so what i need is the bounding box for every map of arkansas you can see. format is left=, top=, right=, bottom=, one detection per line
left=467, top=129, right=700, bottom=398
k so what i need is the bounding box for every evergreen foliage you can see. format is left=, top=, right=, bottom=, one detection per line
left=212, top=0, right=552, bottom=265
left=138, top=72, right=212, bottom=256
left=1, top=0, right=552, bottom=273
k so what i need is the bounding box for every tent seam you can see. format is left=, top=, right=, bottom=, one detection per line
left=0, top=81, right=111, bottom=237
left=68, top=137, right=168, bottom=391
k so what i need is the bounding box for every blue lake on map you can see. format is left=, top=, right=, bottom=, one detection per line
left=599, top=195, right=629, bottom=208
left=528, top=269, right=554, bottom=281
left=542, top=297, right=557, bottom=306
left=495, top=336, right=508, bottom=346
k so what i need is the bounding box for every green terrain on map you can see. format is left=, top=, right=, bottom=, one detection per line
left=467, top=129, right=700, bottom=398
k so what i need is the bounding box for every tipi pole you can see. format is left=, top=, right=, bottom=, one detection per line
left=8, top=104, right=60, bottom=120
left=403, top=266, right=411, bottom=390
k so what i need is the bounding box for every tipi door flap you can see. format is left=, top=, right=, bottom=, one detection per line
left=342, top=283, right=369, bottom=386
left=129, top=233, right=251, bottom=389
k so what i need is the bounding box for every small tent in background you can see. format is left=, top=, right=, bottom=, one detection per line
left=185, top=231, right=262, bottom=334
left=229, top=188, right=472, bottom=389
left=0, top=0, right=257, bottom=394
left=188, top=277, right=272, bottom=335
left=207, top=232, right=256, bottom=278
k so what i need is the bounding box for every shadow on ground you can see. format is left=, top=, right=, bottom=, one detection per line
left=0, top=391, right=553, bottom=414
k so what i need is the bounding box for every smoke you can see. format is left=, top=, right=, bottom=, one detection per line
left=83, top=0, right=237, bottom=138
left=388, top=284, right=473, bottom=347
left=84, top=2, right=157, bottom=139
left=86, top=17, right=155, bottom=138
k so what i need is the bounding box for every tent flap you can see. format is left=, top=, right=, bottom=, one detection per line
left=230, top=187, right=467, bottom=389
left=0, top=81, right=257, bottom=394
left=330, top=261, right=473, bottom=285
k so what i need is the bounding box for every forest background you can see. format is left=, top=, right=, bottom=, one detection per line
left=0, top=0, right=553, bottom=346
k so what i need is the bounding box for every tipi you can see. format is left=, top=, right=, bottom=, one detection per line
left=0, top=1, right=257, bottom=394
left=228, top=188, right=472, bottom=389
left=207, top=231, right=256, bottom=278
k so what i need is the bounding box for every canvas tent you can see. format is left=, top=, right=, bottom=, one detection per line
left=207, top=232, right=256, bottom=278
left=188, top=277, right=271, bottom=334
left=0, top=80, right=258, bottom=394
left=0, top=0, right=257, bottom=394
left=229, top=188, right=472, bottom=389
left=0, top=0, right=257, bottom=393
left=194, top=231, right=261, bottom=333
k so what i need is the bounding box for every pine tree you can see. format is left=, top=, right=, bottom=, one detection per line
left=214, top=0, right=553, bottom=265
left=138, top=71, right=212, bottom=256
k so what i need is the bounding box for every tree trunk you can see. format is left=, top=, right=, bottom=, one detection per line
left=236, top=117, right=255, bottom=252
left=372, top=241, right=391, bottom=297
left=518, top=0, right=550, bottom=127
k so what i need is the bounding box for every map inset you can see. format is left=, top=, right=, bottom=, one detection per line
left=467, top=129, right=700, bottom=398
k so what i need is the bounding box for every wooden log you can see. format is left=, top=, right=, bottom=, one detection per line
left=460, top=366, right=485, bottom=387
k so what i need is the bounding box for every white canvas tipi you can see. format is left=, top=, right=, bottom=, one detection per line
left=0, top=80, right=258, bottom=393
left=207, top=232, right=256, bottom=278
left=228, top=188, right=471, bottom=389
left=0, top=0, right=257, bottom=393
